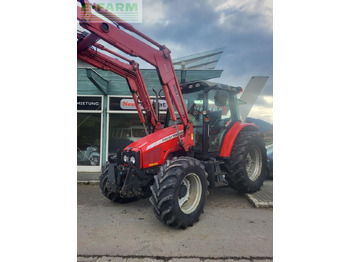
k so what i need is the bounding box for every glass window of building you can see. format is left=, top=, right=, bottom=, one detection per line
left=77, top=96, right=103, bottom=171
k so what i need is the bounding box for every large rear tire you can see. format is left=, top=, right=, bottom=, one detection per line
left=99, top=164, right=138, bottom=203
left=150, top=157, right=208, bottom=229
left=223, top=132, right=267, bottom=193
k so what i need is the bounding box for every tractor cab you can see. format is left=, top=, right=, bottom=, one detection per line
left=165, top=81, right=243, bottom=159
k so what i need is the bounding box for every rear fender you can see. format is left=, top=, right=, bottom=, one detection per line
left=219, top=121, right=259, bottom=157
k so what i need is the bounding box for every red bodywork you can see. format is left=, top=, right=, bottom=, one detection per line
left=219, top=122, right=259, bottom=157
left=126, top=122, right=258, bottom=168
left=127, top=126, right=185, bottom=169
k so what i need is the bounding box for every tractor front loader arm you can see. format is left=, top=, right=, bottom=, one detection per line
left=77, top=0, right=194, bottom=151
left=77, top=33, right=161, bottom=132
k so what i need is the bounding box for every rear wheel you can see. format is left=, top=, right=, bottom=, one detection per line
left=150, top=157, right=208, bottom=229
left=99, top=164, right=138, bottom=203
left=223, top=132, right=267, bottom=193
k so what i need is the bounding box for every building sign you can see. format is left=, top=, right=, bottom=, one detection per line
left=120, top=99, right=136, bottom=110
left=109, top=97, right=168, bottom=111
left=77, top=96, right=102, bottom=111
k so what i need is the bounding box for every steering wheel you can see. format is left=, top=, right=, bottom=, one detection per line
left=188, top=103, right=202, bottom=121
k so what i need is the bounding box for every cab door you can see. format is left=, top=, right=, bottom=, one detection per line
left=205, top=89, right=236, bottom=154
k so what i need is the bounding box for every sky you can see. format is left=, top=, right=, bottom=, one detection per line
left=139, top=0, right=273, bottom=124
left=80, top=0, right=273, bottom=123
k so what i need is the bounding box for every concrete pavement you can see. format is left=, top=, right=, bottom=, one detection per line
left=77, top=181, right=273, bottom=262
left=77, top=257, right=272, bottom=261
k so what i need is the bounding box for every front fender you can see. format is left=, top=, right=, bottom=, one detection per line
left=219, top=121, right=259, bottom=157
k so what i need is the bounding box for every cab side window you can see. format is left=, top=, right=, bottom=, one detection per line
left=208, top=89, right=232, bottom=152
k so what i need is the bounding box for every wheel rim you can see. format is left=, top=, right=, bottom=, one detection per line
left=178, top=173, right=202, bottom=214
left=246, top=145, right=263, bottom=181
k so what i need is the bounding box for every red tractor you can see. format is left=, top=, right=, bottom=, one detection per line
left=77, top=1, right=267, bottom=229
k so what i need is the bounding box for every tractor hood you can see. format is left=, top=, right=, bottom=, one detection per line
left=123, top=125, right=184, bottom=169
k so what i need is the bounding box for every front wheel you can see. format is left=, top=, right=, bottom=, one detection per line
left=150, top=157, right=208, bottom=229
left=99, top=164, right=138, bottom=203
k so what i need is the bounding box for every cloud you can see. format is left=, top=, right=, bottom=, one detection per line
left=263, top=95, right=273, bottom=105
left=210, top=0, right=272, bottom=32
left=247, top=94, right=273, bottom=123
left=141, top=1, right=169, bottom=26
left=249, top=104, right=273, bottom=124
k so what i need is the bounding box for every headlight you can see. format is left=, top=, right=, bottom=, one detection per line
left=122, top=151, right=139, bottom=166
left=123, top=155, right=129, bottom=162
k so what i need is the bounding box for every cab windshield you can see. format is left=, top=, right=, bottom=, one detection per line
left=166, top=89, right=203, bottom=126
